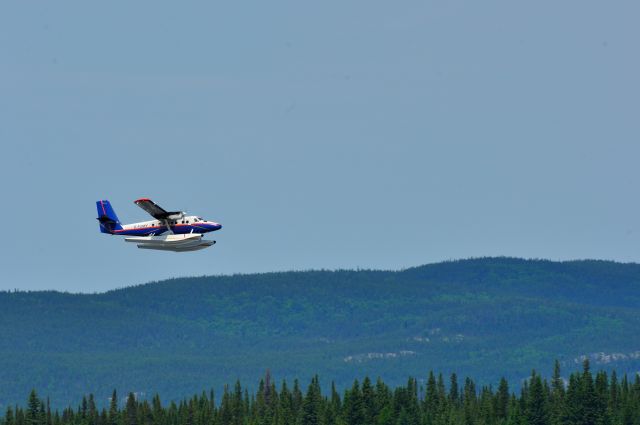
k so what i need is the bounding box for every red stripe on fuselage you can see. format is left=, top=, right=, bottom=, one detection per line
left=114, top=226, right=161, bottom=233
left=113, top=223, right=209, bottom=233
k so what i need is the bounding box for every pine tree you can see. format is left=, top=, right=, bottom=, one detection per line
left=278, top=380, right=293, bottom=425
left=594, top=371, right=610, bottom=425
left=361, top=377, right=375, bottom=424
left=217, top=385, right=232, bottom=425
left=581, top=359, right=598, bottom=425
left=151, top=395, right=163, bottom=425
left=87, top=395, right=97, bottom=425
left=301, top=375, right=323, bottom=425
left=374, top=378, right=391, bottom=412
left=462, top=377, right=477, bottom=425
left=291, top=379, right=303, bottom=424
left=26, top=390, right=41, bottom=425
left=231, top=380, right=243, bottom=425
left=449, top=373, right=459, bottom=406
left=405, top=377, right=421, bottom=425
left=564, top=373, right=582, bottom=425
left=436, top=374, right=447, bottom=420
left=125, top=393, right=137, bottom=425
left=344, top=380, right=365, bottom=425
left=424, top=371, right=438, bottom=425
left=138, top=400, right=152, bottom=425
left=609, top=371, right=619, bottom=425
left=262, top=371, right=276, bottom=425
left=478, top=386, right=495, bottom=425
left=254, top=378, right=267, bottom=424
left=108, top=390, right=118, bottom=425
left=496, top=377, right=510, bottom=421
left=526, top=370, right=547, bottom=425
left=550, top=360, right=565, bottom=425
left=80, top=396, right=88, bottom=420
left=323, top=382, right=340, bottom=425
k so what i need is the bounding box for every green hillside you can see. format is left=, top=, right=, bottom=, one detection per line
left=1, top=257, right=639, bottom=408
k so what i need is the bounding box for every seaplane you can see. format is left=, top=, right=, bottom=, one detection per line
left=96, top=198, right=222, bottom=252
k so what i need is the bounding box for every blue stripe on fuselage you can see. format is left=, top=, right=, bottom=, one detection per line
left=113, top=223, right=221, bottom=236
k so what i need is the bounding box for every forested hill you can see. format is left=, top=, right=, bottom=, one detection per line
left=1, top=257, right=640, bottom=408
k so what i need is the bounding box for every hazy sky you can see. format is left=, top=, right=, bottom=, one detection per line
left=1, top=1, right=638, bottom=292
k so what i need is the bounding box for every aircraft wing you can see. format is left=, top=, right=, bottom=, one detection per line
left=134, top=198, right=183, bottom=220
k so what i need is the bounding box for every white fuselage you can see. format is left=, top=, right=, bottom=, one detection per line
left=114, top=215, right=222, bottom=237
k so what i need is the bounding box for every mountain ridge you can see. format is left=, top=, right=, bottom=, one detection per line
left=1, top=257, right=639, bottom=408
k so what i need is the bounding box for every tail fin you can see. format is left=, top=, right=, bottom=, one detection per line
left=96, top=200, right=123, bottom=234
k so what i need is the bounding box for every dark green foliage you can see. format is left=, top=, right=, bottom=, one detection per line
left=125, top=393, right=137, bottom=425
left=549, top=360, right=564, bottom=425
left=2, top=258, right=640, bottom=408
left=108, top=391, right=118, bottom=425
left=526, top=371, right=547, bottom=425
left=301, top=376, right=322, bottom=425
left=343, top=380, right=365, bottom=425
left=26, top=391, right=40, bottom=425
left=5, top=364, right=640, bottom=425
left=496, top=378, right=509, bottom=421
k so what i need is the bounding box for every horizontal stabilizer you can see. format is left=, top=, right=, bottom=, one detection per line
left=97, top=216, right=116, bottom=224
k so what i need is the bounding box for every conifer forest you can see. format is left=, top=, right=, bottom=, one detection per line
left=4, top=360, right=639, bottom=425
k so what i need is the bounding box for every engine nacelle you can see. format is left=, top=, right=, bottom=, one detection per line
left=165, top=211, right=186, bottom=220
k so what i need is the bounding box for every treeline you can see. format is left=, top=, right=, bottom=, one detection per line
left=3, top=360, right=640, bottom=425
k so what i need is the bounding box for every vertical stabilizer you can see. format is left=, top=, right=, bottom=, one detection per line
left=96, top=200, right=123, bottom=234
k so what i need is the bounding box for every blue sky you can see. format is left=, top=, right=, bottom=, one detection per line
left=1, top=1, right=639, bottom=292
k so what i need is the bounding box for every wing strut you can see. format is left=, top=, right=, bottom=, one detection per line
left=162, top=219, right=174, bottom=235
